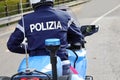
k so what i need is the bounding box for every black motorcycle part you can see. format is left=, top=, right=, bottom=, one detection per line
left=0, top=76, right=11, bottom=80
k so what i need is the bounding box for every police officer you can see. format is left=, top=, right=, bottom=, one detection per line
left=7, top=0, right=84, bottom=75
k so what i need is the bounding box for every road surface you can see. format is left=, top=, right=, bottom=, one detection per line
left=69, top=0, right=120, bottom=80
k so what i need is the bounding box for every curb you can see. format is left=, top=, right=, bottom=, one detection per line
left=55, top=0, right=91, bottom=10
left=66, top=0, right=92, bottom=7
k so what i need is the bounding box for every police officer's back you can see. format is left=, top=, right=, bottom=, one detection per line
left=7, top=0, right=84, bottom=75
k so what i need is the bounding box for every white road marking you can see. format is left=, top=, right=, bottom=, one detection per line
left=91, top=4, right=120, bottom=25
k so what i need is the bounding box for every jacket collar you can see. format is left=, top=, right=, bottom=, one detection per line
left=34, top=6, right=53, bottom=12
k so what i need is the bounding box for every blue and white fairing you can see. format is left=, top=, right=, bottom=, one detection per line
left=18, top=56, right=62, bottom=77
left=18, top=48, right=87, bottom=80
left=67, top=49, right=87, bottom=79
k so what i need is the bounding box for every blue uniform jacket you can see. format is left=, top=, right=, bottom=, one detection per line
left=7, top=6, right=84, bottom=60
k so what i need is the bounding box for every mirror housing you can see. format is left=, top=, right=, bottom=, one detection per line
left=80, top=25, right=99, bottom=37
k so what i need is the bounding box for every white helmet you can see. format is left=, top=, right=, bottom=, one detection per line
left=29, top=0, right=54, bottom=9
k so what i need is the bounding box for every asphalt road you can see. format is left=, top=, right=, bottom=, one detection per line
left=0, top=25, right=25, bottom=76
left=0, top=0, right=120, bottom=80
left=69, top=0, right=120, bottom=80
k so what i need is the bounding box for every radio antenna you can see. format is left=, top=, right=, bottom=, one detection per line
left=20, top=0, right=29, bottom=70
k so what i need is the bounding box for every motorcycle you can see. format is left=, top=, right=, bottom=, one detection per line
left=0, top=25, right=99, bottom=80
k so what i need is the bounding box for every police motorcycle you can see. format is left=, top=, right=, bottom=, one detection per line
left=0, top=1, right=99, bottom=80
left=0, top=25, right=98, bottom=80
